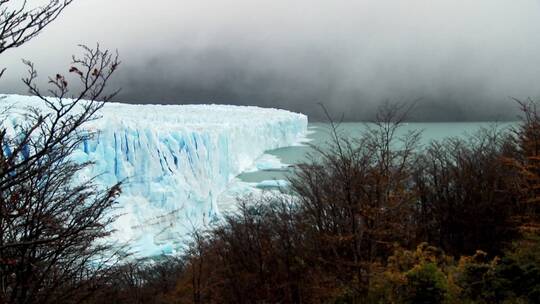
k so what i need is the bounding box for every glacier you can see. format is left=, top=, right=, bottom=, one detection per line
left=0, top=94, right=308, bottom=257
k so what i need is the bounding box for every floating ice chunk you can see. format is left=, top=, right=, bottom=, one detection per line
left=256, top=179, right=290, bottom=189
left=245, top=154, right=289, bottom=172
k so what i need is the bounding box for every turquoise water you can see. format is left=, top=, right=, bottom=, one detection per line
left=238, top=122, right=516, bottom=184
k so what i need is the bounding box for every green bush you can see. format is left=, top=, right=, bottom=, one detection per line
left=404, top=263, right=449, bottom=304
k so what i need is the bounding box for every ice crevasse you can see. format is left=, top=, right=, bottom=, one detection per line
left=1, top=95, right=308, bottom=257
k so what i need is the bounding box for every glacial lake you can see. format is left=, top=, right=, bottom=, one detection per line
left=238, top=122, right=517, bottom=185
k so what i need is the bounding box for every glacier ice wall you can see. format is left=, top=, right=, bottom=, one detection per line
left=1, top=94, right=308, bottom=256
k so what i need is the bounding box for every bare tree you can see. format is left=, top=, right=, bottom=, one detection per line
left=289, top=102, right=421, bottom=300
left=0, top=44, right=121, bottom=304
left=413, top=127, right=519, bottom=256
left=88, top=256, right=185, bottom=304
left=0, top=2, right=123, bottom=302
left=502, top=98, right=540, bottom=231
left=0, top=0, right=74, bottom=77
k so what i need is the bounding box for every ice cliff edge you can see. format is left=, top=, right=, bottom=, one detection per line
left=1, top=94, right=308, bottom=256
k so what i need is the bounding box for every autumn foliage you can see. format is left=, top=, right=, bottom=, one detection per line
left=81, top=102, right=540, bottom=304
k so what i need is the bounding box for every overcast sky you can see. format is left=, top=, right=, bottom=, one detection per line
left=2, top=0, right=540, bottom=120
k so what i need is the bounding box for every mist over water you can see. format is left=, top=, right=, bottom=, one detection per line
left=2, top=0, right=540, bottom=121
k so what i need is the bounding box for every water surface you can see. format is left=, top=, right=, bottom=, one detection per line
left=239, top=122, right=516, bottom=184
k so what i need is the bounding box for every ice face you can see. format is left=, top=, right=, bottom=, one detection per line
left=0, top=94, right=308, bottom=257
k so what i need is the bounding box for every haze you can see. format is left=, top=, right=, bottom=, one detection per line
left=2, top=0, right=540, bottom=121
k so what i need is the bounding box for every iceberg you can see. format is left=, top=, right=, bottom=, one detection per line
left=256, top=179, right=290, bottom=189
left=0, top=94, right=308, bottom=257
